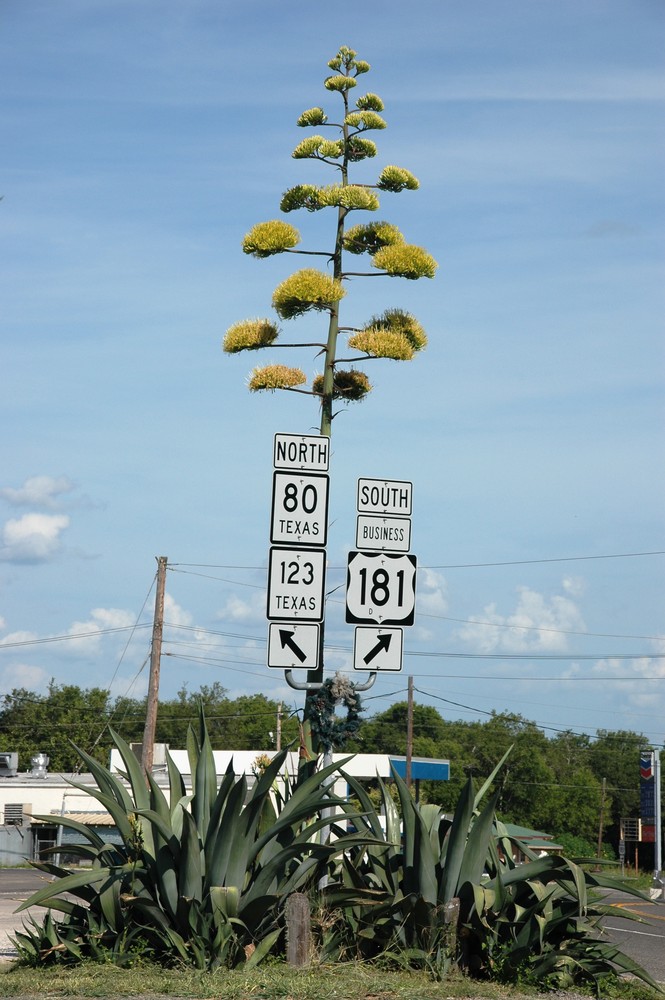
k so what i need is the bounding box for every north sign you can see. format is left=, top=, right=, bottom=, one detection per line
left=353, top=626, right=403, bottom=672
left=345, top=551, right=417, bottom=626
left=267, top=546, right=326, bottom=622
left=271, top=471, right=329, bottom=547
left=274, top=433, right=329, bottom=472
left=357, top=478, right=412, bottom=516
left=268, top=622, right=320, bottom=670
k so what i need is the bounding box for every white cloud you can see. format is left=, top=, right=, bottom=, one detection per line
left=0, top=475, right=75, bottom=509
left=416, top=569, right=449, bottom=618
left=0, top=628, right=39, bottom=647
left=561, top=576, right=587, bottom=598
left=591, top=638, right=665, bottom=710
left=217, top=593, right=266, bottom=624
left=0, top=662, right=48, bottom=693
left=162, top=593, right=193, bottom=627
left=0, top=513, right=70, bottom=562
left=66, top=607, right=137, bottom=655
left=456, top=582, right=586, bottom=653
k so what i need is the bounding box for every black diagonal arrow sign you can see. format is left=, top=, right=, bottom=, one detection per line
left=279, top=628, right=307, bottom=663
left=353, top=626, right=403, bottom=673
left=363, top=632, right=392, bottom=665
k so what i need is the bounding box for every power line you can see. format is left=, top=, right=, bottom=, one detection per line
left=0, top=623, right=152, bottom=649
left=170, top=548, right=665, bottom=571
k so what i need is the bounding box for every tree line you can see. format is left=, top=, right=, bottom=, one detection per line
left=0, top=681, right=655, bottom=858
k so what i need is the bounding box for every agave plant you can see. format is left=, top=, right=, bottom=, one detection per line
left=13, top=711, right=365, bottom=969
left=321, top=750, right=660, bottom=992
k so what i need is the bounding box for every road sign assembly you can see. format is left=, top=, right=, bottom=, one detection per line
left=268, top=622, right=320, bottom=670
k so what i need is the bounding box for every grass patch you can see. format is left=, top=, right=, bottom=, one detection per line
left=0, top=959, right=662, bottom=1000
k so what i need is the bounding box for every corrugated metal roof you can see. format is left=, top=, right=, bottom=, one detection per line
left=33, top=812, right=116, bottom=826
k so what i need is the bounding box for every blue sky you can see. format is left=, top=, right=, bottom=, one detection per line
left=1, top=0, right=664, bottom=750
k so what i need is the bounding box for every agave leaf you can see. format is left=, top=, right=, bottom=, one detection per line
left=206, top=774, right=248, bottom=888
left=189, top=706, right=217, bottom=836
left=16, top=866, right=118, bottom=912
left=457, top=786, right=501, bottom=889
left=245, top=926, right=282, bottom=968
left=108, top=728, right=151, bottom=811
left=210, top=885, right=240, bottom=920
left=205, top=762, right=237, bottom=830
left=31, top=812, right=109, bottom=850
left=472, top=745, right=513, bottom=808
left=98, top=875, right=123, bottom=931
left=146, top=767, right=174, bottom=824
left=48, top=783, right=136, bottom=843
left=439, top=775, right=475, bottom=904
left=124, top=895, right=191, bottom=961
left=165, top=747, right=186, bottom=809
left=66, top=746, right=136, bottom=815
left=179, top=808, right=203, bottom=901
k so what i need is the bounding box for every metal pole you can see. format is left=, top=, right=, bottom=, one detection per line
left=406, top=675, right=414, bottom=791
left=141, top=556, right=167, bottom=775
left=654, top=748, right=662, bottom=881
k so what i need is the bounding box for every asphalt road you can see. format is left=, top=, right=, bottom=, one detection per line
left=1, top=869, right=664, bottom=983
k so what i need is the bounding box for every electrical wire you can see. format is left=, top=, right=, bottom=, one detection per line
left=169, top=548, right=665, bottom=571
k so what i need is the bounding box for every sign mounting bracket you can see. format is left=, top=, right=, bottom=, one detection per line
left=283, top=670, right=378, bottom=692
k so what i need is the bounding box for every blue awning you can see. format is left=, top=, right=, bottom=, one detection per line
left=390, top=757, right=449, bottom=781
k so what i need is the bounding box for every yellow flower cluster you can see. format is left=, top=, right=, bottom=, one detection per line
left=223, top=319, right=279, bottom=354
left=247, top=364, right=306, bottom=392
left=272, top=268, right=346, bottom=320
left=242, top=221, right=300, bottom=258
left=312, top=369, right=371, bottom=402
left=372, top=244, right=438, bottom=279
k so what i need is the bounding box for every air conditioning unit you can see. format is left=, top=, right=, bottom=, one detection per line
left=0, top=752, right=19, bottom=778
left=130, top=743, right=169, bottom=768
left=4, top=802, right=29, bottom=826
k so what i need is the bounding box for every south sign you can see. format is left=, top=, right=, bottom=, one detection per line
left=357, top=478, right=413, bottom=516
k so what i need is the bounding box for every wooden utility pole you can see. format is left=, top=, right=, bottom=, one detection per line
left=597, top=776, right=607, bottom=860
left=141, top=556, right=167, bottom=775
left=406, top=675, right=414, bottom=791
